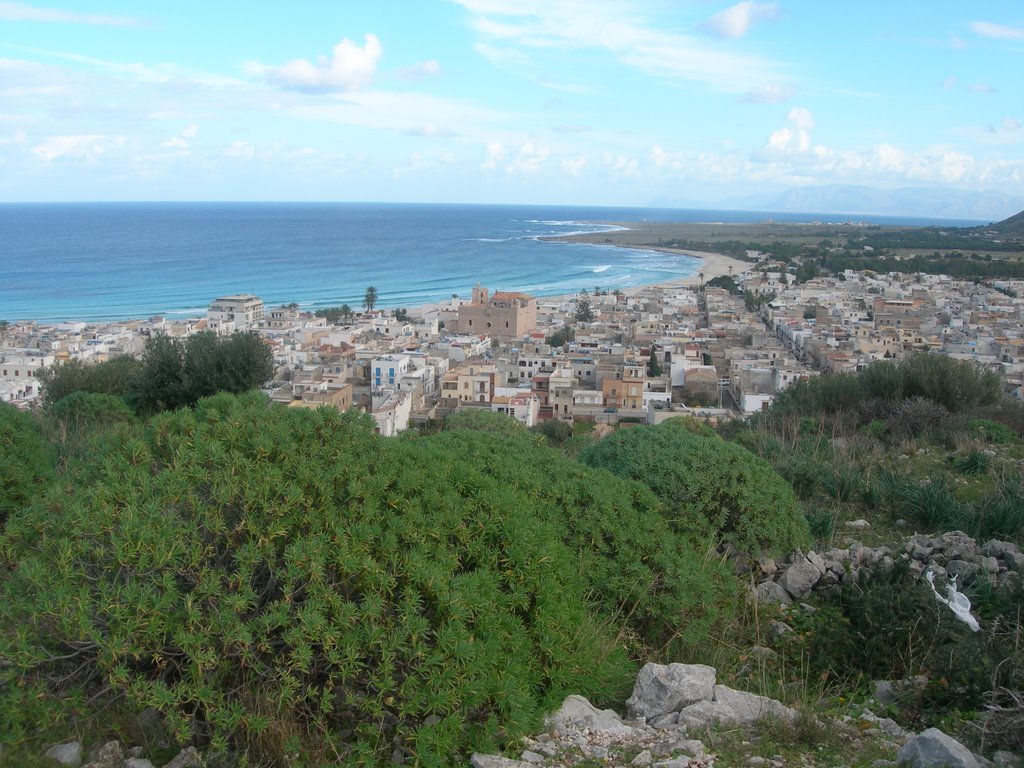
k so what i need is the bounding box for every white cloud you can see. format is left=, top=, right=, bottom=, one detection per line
left=396, top=60, right=442, bottom=80
left=552, top=123, right=591, bottom=133
left=507, top=141, right=549, bottom=173
left=561, top=154, right=587, bottom=176
left=970, top=21, right=1024, bottom=40
left=482, top=141, right=506, bottom=169
left=742, top=83, right=795, bottom=103
left=787, top=107, right=814, bottom=131
left=160, top=124, right=199, bottom=150
left=452, top=0, right=788, bottom=93
left=700, top=1, right=779, bottom=39
left=265, top=34, right=383, bottom=92
left=0, top=1, right=140, bottom=26
left=603, top=152, right=640, bottom=178
left=759, top=107, right=823, bottom=159
left=224, top=140, right=255, bottom=159
left=0, top=128, right=27, bottom=146
left=401, top=123, right=457, bottom=138
left=968, top=83, right=997, bottom=94
left=32, top=134, right=123, bottom=162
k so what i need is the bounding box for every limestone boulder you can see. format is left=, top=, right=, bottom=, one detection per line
left=162, top=748, right=203, bottom=768
left=83, top=742, right=125, bottom=768
left=45, top=742, right=83, bottom=768
left=777, top=558, right=822, bottom=599
left=754, top=580, right=793, bottom=605
left=546, top=694, right=635, bottom=734
left=626, top=663, right=716, bottom=720
left=897, top=727, right=980, bottom=768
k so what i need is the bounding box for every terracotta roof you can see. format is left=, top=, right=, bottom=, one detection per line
left=490, top=291, right=532, bottom=301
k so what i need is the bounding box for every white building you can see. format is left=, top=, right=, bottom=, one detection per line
left=208, top=294, right=265, bottom=335
left=371, top=390, right=412, bottom=437
left=491, top=394, right=540, bottom=427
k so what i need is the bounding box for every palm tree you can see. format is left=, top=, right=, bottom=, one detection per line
left=363, top=286, right=378, bottom=313
left=340, top=304, right=353, bottom=321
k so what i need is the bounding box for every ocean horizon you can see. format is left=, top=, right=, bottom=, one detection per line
left=0, top=202, right=986, bottom=324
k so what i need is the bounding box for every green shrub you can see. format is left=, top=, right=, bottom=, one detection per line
left=0, top=394, right=735, bottom=766
left=968, top=418, right=1019, bottom=444
left=804, top=506, right=835, bottom=544
left=809, top=562, right=1022, bottom=725
left=950, top=450, right=992, bottom=476
left=764, top=355, right=1002, bottom=425
left=771, top=451, right=826, bottom=501
left=37, top=355, right=142, bottom=408
left=882, top=473, right=1024, bottom=543
left=531, top=418, right=573, bottom=446
left=0, top=403, right=54, bottom=524
left=50, top=391, right=135, bottom=429
left=822, top=464, right=862, bottom=503
left=442, top=409, right=526, bottom=434
left=127, top=331, right=274, bottom=415
left=579, top=418, right=810, bottom=555
left=881, top=475, right=968, bottom=532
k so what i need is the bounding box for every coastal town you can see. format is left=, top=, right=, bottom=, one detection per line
left=4, top=253, right=1024, bottom=431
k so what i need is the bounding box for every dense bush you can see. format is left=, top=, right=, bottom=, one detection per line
left=50, top=391, right=136, bottom=431
left=0, top=403, right=54, bottom=524
left=38, top=354, right=142, bottom=408
left=442, top=409, right=526, bottom=434
left=880, top=473, right=1024, bottom=543
left=809, top=562, right=1022, bottom=725
left=0, top=394, right=735, bottom=766
left=531, top=418, right=573, bottom=446
left=579, top=418, right=809, bottom=555
left=766, top=354, right=1002, bottom=425
left=128, top=331, right=275, bottom=414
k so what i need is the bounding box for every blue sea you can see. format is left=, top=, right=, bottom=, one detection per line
left=0, top=202, right=984, bottom=323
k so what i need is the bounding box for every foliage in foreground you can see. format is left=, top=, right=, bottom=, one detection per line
left=805, top=561, right=1023, bottom=727
left=0, top=403, right=54, bottom=525
left=0, top=394, right=736, bottom=766
left=578, top=418, right=810, bottom=556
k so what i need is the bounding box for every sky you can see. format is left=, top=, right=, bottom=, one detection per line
left=1, top=0, right=1023, bottom=209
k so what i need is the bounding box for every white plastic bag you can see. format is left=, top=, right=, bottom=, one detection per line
left=925, top=570, right=980, bottom=632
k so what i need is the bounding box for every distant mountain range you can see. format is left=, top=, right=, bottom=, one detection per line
left=706, top=185, right=1024, bottom=223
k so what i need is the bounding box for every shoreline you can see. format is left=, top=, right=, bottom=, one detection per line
left=5, top=233, right=751, bottom=329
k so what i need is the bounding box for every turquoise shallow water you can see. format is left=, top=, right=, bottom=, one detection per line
left=0, top=202, right=981, bottom=323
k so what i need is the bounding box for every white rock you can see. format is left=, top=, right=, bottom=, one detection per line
left=546, top=694, right=634, bottom=735
left=470, top=754, right=536, bottom=768
left=626, top=663, right=716, bottom=720
left=162, top=747, right=203, bottom=768
left=777, top=559, right=822, bottom=599
left=45, top=742, right=83, bottom=768
left=896, top=727, right=980, bottom=768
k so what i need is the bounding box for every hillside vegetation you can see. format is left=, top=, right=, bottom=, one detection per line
left=1, top=353, right=1022, bottom=765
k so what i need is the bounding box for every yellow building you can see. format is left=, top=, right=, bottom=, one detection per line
left=456, top=285, right=537, bottom=340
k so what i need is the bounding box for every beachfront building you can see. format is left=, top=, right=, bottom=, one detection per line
left=455, top=285, right=537, bottom=341
left=208, top=294, right=265, bottom=335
